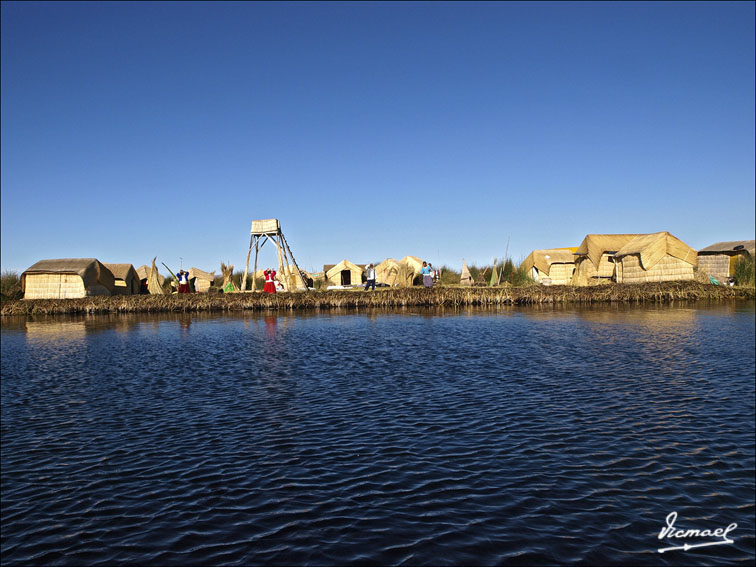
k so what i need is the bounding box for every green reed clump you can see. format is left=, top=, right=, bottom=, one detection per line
left=231, top=270, right=255, bottom=290
left=438, top=265, right=460, bottom=285
left=485, top=258, right=532, bottom=287
left=509, top=263, right=532, bottom=287
left=734, top=255, right=755, bottom=287
left=1, top=270, right=22, bottom=301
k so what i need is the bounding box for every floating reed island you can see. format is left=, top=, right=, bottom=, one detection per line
left=2, top=282, right=754, bottom=316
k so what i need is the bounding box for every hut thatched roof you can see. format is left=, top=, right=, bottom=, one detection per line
left=189, top=267, right=215, bottom=282
left=460, top=260, right=472, bottom=285
left=24, top=258, right=99, bottom=275
left=103, top=263, right=138, bottom=281
left=521, top=248, right=577, bottom=275
left=325, top=259, right=364, bottom=278
left=22, top=258, right=115, bottom=291
left=375, top=258, right=407, bottom=286
left=136, top=264, right=165, bottom=284
left=614, top=232, right=697, bottom=269
left=399, top=255, right=424, bottom=275
left=375, top=258, right=400, bottom=271
left=574, top=234, right=645, bottom=268
left=699, top=240, right=755, bottom=256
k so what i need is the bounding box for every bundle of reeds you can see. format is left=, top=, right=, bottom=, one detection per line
left=221, top=262, right=236, bottom=292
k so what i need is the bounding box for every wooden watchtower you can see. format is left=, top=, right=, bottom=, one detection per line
left=241, top=219, right=308, bottom=292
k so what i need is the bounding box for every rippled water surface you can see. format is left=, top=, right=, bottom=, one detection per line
left=2, top=303, right=755, bottom=566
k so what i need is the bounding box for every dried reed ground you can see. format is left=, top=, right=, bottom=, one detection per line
left=2, top=282, right=753, bottom=316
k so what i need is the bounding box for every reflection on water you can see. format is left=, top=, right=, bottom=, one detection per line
left=2, top=300, right=751, bottom=337
left=1, top=302, right=754, bottom=566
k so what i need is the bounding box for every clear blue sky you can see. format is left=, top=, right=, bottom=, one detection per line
left=2, top=1, right=754, bottom=275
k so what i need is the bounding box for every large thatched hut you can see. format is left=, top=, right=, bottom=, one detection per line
left=104, top=263, right=140, bottom=295
left=375, top=258, right=413, bottom=287
left=572, top=234, right=643, bottom=286
left=697, top=240, right=755, bottom=280
left=521, top=248, right=577, bottom=285
left=324, top=260, right=365, bottom=286
left=399, top=255, right=424, bottom=285
left=614, top=232, right=697, bottom=283
left=189, top=268, right=216, bottom=293
left=22, top=258, right=115, bottom=299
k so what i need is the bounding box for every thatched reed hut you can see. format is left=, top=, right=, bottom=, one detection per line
left=22, top=258, right=115, bottom=299
left=614, top=232, right=697, bottom=283
left=375, top=258, right=413, bottom=287
left=460, top=260, right=473, bottom=286
left=324, top=260, right=365, bottom=287
left=280, top=265, right=311, bottom=290
left=521, top=248, right=577, bottom=285
left=136, top=260, right=166, bottom=294
left=697, top=240, right=755, bottom=280
left=398, top=255, right=425, bottom=285
left=190, top=267, right=216, bottom=293
left=104, top=263, right=140, bottom=295
left=572, top=234, right=643, bottom=286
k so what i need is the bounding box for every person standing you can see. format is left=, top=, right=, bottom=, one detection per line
left=263, top=268, right=277, bottom=294
left=177, top=270, right=190, bottom=294
left=365, top=263, right=376, bottom=291
left=421, top=261, right=433, bottom=288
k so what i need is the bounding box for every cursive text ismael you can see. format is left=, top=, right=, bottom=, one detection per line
left=657, top=511, right=737, bottom=553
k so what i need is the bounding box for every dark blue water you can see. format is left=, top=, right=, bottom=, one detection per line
left=1, top=303, right=754, bottom=566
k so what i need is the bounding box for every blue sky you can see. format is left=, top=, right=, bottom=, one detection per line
left=2, top=1, right=754, bottom=275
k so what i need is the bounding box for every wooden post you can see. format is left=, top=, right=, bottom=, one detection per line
left=252, top=238, right=259, bottom=292
left=241, top=234, right=254, bottom=292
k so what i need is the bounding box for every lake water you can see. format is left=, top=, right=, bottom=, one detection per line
left=1, top=303, right=754, bottom=566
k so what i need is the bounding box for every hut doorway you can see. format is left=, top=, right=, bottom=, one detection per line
left=340, top=270, right=351, bottom=285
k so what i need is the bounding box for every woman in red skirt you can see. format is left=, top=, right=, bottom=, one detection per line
left=263, top=268, right=277, bottom=293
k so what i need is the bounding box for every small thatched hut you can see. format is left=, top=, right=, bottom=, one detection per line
left=136, top=264, right=166, bottom=294
left=280, top=265, right=311, bottom=290
left=614, top=232, right=697, bottom=283
left=697, top=240, right=755, bottom=280
left=22, top=258, right=115, bottom=299
left=104, top=263, right=140, bottom=295
left=460, top=260, right=473, bottom=286
left=521, top=248, right=577, bottom=285
left=190, top=268, right=216, bottom=293
left=572, top=234, right=643, bottom=286
left=324, top=260, right=365, bottom=286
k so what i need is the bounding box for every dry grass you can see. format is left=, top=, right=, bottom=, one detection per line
left=734, top=255, right=755, bottom=288
left=1, top=270, right=23, bottom=301
left=2, top=282, right=753, bottom=316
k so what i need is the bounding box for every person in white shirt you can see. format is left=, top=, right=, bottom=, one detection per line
left=364, top=263, right=376, bottom=291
